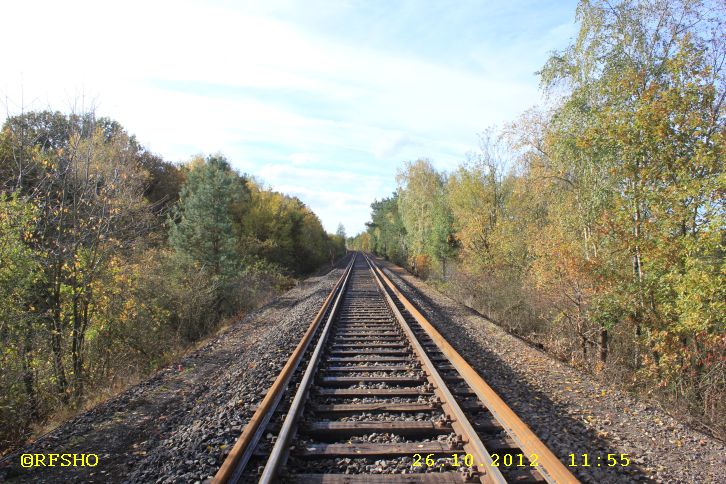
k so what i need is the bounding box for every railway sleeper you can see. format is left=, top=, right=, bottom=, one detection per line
left=291, top=437, right=518, bottom=458
left=317, top=377, right=427, bottom=387
left=302, top=421, right=454, bottom=439
left=289, top=472, right=472, bottom=483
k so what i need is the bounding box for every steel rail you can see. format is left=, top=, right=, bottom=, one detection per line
left=258, top=253, right=357, bottom=483
left=363, top=254, right=507, bottom=484
left=213, top=255, right=356, bottom=484
left=366, top=254, right=579, bottom=484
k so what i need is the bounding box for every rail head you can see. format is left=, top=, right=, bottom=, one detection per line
left=212, top=254, right=356, bottom=484
left=363, top=254, right=507, bottom=484
left=364, top=253, right=579, bottom=484
left=258, top=253, right=356, bottom=483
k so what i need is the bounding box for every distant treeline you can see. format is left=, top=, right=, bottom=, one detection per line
left=0, top=111, right=346, bottom=452
left=350, top=0, right=724, bottom=435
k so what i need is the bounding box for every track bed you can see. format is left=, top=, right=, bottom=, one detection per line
left=216, top=254, right=577, bottom=484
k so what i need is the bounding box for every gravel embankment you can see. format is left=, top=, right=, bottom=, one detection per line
left=376, top=257, right=726, bottom=484
left=0, top=260, right=347, bottom=484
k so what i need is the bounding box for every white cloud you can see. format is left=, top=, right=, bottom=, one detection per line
left=0, top=0, right=575, bottom=233
left=256, top=164, right=393, bottom=233
left=288, top=152, right=319, bottom=165
left=373, top=133, right=416, bottom=159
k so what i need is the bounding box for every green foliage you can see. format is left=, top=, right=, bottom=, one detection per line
left=336, top=223, right=346, bottom=240
left=536, top=0, right=724, bottom=427
left=0, top=193, right=43, bottom=441
left=235, top=181, right=335, bottom=274
left=0, top=193, right=40, bottom=323
left=366, top=194, right=406, bottom=263
left=169, top=155, right=243, bottom=279
left=396, top=159, right=458, bottom=276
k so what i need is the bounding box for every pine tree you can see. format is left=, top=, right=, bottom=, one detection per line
left=169, top=155, right=241, bottom=313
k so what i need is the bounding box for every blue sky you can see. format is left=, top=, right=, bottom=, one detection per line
left=1, top=0, right=578, bottom=234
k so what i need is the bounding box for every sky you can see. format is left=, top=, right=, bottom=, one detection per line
left=1, top=0, right=579, bottom=234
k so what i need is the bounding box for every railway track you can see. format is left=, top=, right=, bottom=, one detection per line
left=213, top=252, right=578, bottom=483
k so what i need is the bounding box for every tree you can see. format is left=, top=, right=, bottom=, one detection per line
left=1, top=110, right=155, bottom=404
left=396, top=159, right=457, bottom=276
left=0, top=193, right=42, bottom=427
left=169, top=155, right=244, bottom=316
left=539, top=0, right=725, bottom=420
left=234, top=182, right=332, bottom=274
left=327, top=223, right=347, bottom=265
left=447, top=130, right=512, bottom=270
left=367, top=194, right=406, bottom=263
left=348, top=231, right=371, bottom=252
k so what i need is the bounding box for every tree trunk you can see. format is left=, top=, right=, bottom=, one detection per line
left=21, top=320, right=39, bottom=420
left=631, top=170, right=645, bottom=370
left=50, top=262, right=68, bottom=403
left=599, top=326, right=608, bottom=363
left=71, top=289, right=84, bottom=400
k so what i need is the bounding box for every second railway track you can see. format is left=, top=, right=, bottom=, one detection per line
left=213, top=253, right=578, bottom=483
